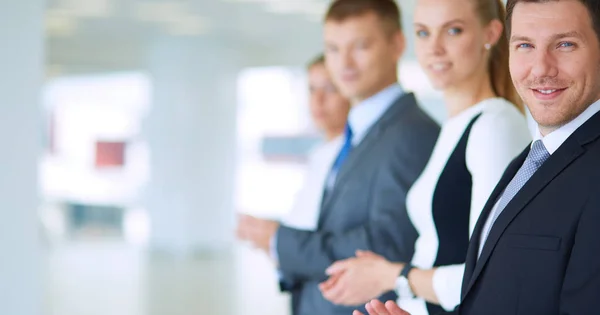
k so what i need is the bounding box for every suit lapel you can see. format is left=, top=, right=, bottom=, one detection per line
left=461, top=148, right=528, bottom=299
left=318, top=126, right=382, bottom=222
left=319, top=93, right=416, bottom=221
left=461, top=110, right=600, bottom=298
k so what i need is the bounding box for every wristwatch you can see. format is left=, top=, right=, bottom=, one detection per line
left=395, top=264, right=416, bottom=298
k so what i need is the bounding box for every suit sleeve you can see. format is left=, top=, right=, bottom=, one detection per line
left=276, top=119, right=439, bottom=282
left=559, top=190, right=600, bottom=314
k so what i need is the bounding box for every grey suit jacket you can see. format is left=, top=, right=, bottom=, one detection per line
left=276, top=92, right=440, bottom=315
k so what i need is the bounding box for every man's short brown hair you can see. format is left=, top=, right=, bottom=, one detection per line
left=506, top=0, right=600, bottom=42
left=324, top=0, right=402, bottom=34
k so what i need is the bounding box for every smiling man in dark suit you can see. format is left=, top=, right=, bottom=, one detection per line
left=358, top=0, right=600, bottom=315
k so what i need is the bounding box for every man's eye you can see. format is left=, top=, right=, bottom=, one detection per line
left=416, top=30, right=429, bottom=38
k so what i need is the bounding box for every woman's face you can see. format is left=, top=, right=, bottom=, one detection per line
left=308, top=63, right=350, bottom=134
left=413, top=0, right=492, bottom=90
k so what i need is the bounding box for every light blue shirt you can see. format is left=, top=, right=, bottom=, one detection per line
left=348, top=83, right=404, bottom=145
left=271, top=83, right=405, bottom=267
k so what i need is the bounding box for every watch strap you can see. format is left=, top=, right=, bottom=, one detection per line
left=400, top=263, right=414, bottom=279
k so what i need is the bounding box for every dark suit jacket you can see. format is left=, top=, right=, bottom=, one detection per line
left=456, top=110, right=600, bottom=315
left=276, top=92, right=440, bottom=315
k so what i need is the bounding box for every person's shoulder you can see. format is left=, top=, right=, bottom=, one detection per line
left=385, top=116, right=439, bottom=149
left=466, top=98, right=531, bottom=155
left=473, top=98, right=529, bottom=133
left=479, top=98, right=524, bottom=119
left=585, top=133, right=600, bottom=166
left=389, top=98, right=440, bottom=133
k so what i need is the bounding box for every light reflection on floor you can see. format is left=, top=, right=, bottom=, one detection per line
left=43, top=242, right=289, bottom=315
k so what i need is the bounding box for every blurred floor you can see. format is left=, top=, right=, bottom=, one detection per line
left=43, top=241, right=289, bottom=315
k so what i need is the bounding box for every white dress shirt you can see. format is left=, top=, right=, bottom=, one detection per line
left=281, top=136, right=343, bottom=230
left=478, top=98, right=600, bottom=256
left=398, top=98, right=531, bottom=314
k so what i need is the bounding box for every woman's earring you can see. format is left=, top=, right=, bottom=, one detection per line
left=484, top=43, right=492, bottom=50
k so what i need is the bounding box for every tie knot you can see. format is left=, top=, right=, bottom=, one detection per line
left=529, top=140, right=550, bottom=166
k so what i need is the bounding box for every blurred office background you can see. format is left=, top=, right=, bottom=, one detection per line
left=2, top=1, right=445, bottom=314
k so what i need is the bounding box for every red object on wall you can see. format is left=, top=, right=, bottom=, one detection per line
left=95, top=141, right=126, bottom=168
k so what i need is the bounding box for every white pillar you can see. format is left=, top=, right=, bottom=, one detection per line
left=0, top=1, right=44, bottom=315
left=143, top=37, right=239, bottom=255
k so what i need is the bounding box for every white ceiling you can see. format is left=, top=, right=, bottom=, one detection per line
left=45, top=0, right=417, bottom=75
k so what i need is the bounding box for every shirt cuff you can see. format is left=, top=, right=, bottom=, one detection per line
left=394, top=269, right=415, bottom=299
left=432, top=264, right=465, bottom=311
left=270, top=229, right=279, bottom=264
left=270, top=230, right=284, bottom=282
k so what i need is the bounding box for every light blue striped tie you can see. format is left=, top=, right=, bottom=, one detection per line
left=479, top=140, right=550, bottom=256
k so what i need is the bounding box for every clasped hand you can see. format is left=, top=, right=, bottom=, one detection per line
left=319, top=250, right=402, bottom=306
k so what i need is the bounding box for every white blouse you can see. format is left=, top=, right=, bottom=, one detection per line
left=281, top=136, right=343, bottom=231
left=398, top=98, right=532, bottom=314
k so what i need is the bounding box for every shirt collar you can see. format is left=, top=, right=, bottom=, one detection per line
left=533, top=98, right=600, bottom=154
left=348, top=83, right=404, bottom=145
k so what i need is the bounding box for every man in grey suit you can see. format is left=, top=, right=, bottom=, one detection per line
left=236, top=1, right=439, bottom=314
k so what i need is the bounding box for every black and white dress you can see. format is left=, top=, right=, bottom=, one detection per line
left=397, top=98, right=531, bottom=314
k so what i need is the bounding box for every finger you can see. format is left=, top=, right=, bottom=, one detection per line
left=242, top=222, right=267, bottom=239
left=370, top=299, right=390, bottom=314
left=321, top=284, right=343, bottom=303
left=247, top=216, right=271, bottom=228
left=240, top=215, right=262, bottom=226
left=246, top=221, right=271, bottom=236
left=384, top=300, right=411, bottom=315
left=238, top=214, right=252, bottom=222
left=237, top=217, right=252, bottom=230
left=326, top=259, right=352, bottom=275
left=236, top=225, right=250, bottom=240
left=366, top=301, right=384, bottom=315
left=356, top=250, right=379, bottom=258
left=353, top=311, right=365, bottom=315
left=321, top=274, right=347, bottom=304
left=356, top=250, right=370, bottom=257
left=235, top=228, right=246, bottom=240
left=238, top=229, right=263, bottom=246
left=319, top=275, right=337, bottom=291
left=239, top=223, right=261, bottom=238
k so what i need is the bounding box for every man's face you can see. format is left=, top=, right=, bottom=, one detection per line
left=509, top=0, right=600, bottom=135
left=324, top=12, right=404, bottom=102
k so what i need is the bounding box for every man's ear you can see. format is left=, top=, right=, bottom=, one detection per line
left=392, top=30, right=406, bottom=60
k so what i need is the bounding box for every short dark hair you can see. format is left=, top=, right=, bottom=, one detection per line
left=307, top=54, right=325, bottom=70
left=506, top=0, right=600, bottom=42
left=324, top=0, right=402, bottom=34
